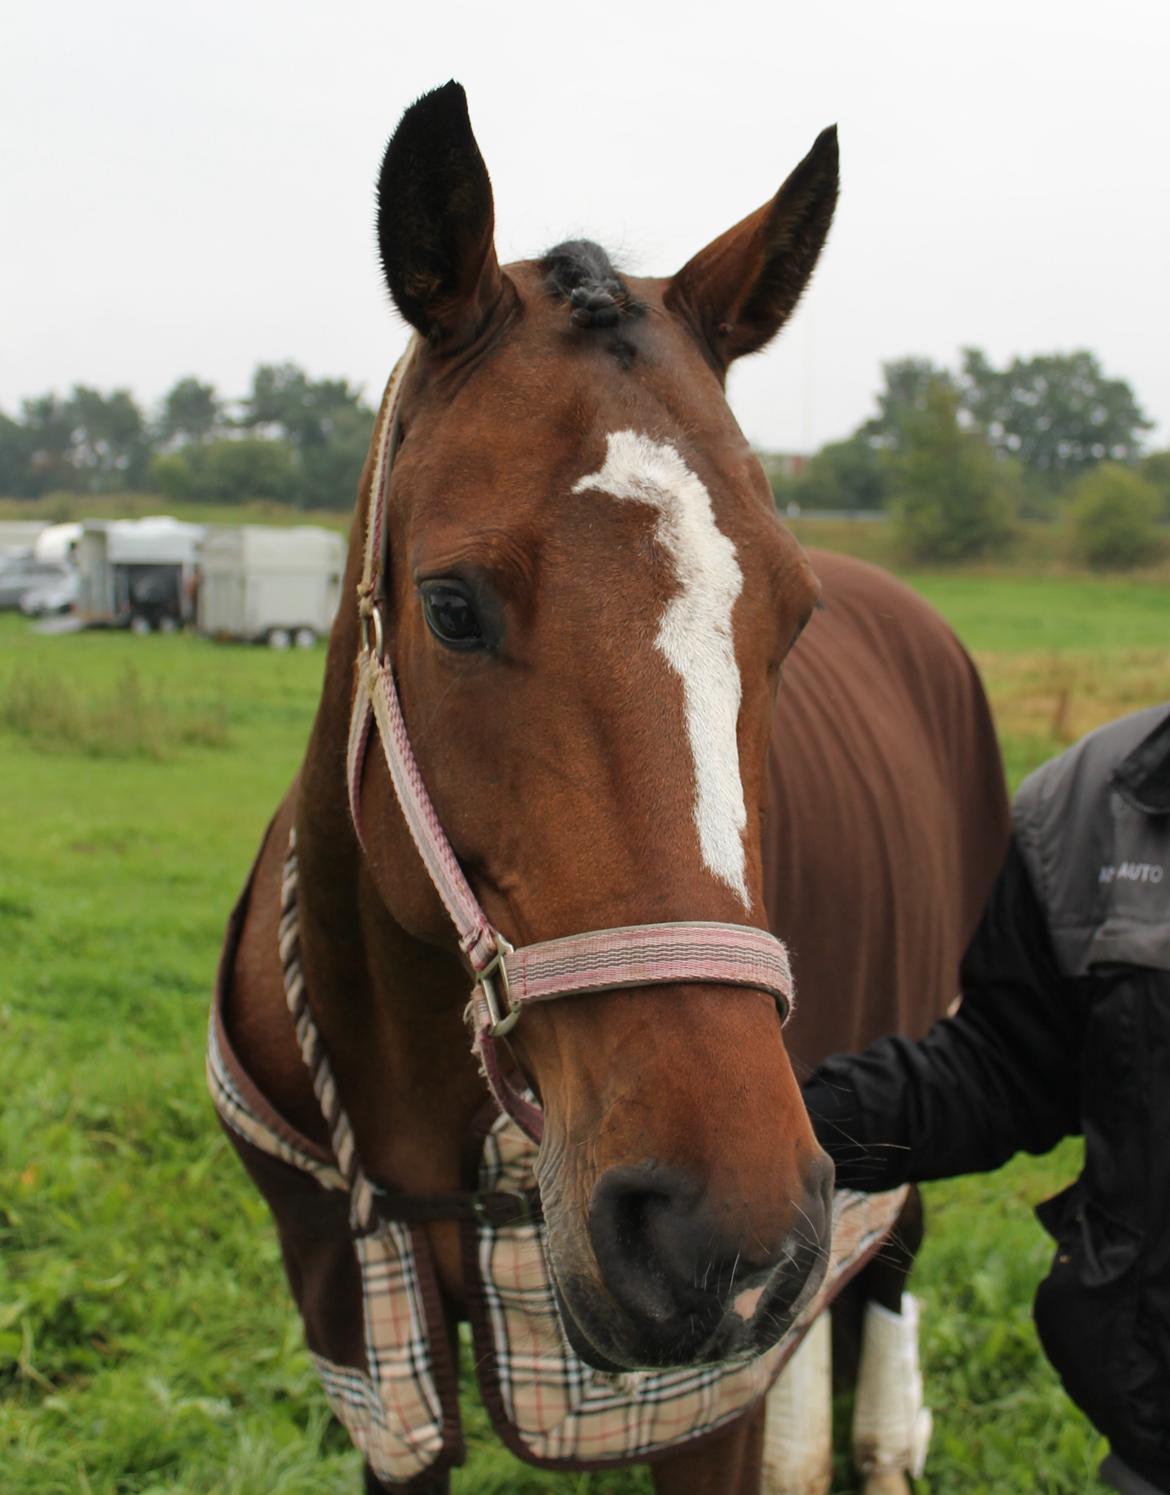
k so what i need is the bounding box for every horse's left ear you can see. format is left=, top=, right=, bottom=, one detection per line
left=376, top=81, right=507, bottom=348
left=666, top=126, right=839, bottom=370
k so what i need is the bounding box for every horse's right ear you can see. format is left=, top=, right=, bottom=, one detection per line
left=377, top=82, right=506, bottom=349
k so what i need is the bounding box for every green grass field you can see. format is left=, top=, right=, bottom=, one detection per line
left=1, top=566, right=1166, bottom=1493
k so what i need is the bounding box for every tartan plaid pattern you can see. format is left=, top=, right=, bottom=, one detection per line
left=209, top=844, right=907, bottom=1482
left=307, top=1225, right=448, bottom=1481
left=474, top=1109, right=906, bottom=1464
left=210, top=1037, right=449, bottom=1485
left=206, top=1012, right=345, bottom=1193
left=209, top=836, right=451, bottom=1485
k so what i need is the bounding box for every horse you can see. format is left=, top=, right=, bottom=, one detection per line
left=212, top=82, right=1009, bottom=1494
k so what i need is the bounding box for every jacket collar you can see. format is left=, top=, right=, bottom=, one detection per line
left=1114, top=705, right=1170, bottom=815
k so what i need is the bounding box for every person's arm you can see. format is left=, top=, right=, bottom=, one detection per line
left=802, top=837, right=1085, bottom=1190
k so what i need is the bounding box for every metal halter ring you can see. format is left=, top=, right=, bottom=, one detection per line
left=361, top=604, right=385, bottom=662
left=477, top=933, right=519, bottom=1037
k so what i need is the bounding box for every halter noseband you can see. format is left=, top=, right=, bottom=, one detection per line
left=345, top=345, right=795, bottom=1143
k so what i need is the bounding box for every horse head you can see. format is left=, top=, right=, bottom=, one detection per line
left=358, top=81, right=837, bottom=1372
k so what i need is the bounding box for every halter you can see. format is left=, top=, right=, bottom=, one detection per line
left=345, top=344, right=795, bottom=1143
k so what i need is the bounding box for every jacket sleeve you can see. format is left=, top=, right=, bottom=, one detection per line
left=801, top=837, right=1086, bottom=1190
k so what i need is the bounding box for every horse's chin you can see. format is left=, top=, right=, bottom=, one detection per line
left=551, top=1278, right=632, bottom=1372
left=550, top=1267, right=818, bottom=1374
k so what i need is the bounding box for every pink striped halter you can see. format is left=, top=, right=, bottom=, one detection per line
left=346, top=346, right=795, bottom=1143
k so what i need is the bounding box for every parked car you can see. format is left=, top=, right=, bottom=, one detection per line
left=0, top=556, right=75, bottom=611
left=19, top=563, right=80, bottom=616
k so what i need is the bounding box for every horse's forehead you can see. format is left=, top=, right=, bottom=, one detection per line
left=429, top=332, right=734, bottom=485
left=401, top=266, right=752, bottom=527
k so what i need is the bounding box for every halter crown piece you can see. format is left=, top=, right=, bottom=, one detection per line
left=345, top=343, right=796, bottom=1144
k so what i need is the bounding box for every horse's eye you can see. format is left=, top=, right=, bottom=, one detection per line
left=419, top=581, right=485, bottom=651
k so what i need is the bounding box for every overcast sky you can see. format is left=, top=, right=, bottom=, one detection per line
left=5, top=0, right=1168, bottom=453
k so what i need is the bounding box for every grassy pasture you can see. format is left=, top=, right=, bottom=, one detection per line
left=0, top=569, right=1166, bottom=1493
left=787, top=515, right=1170, bottom=583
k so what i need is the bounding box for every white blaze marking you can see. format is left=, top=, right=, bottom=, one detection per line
left=572, top=430, right=749, bottom=908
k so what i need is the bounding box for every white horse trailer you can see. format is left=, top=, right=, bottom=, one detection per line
left=197, top=525, right=345, bottom=648
left=76, top=517, right=204, bottom=632
left=34, top=522, right=83, bottom=562
left=0, top=520, right=50, bottom=558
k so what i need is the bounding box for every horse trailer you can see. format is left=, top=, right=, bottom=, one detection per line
left=0, top=520, right=50, bottom=559
left=196, top=525, right=345, bottom=647
left=75, top=517, right=204, bottom=632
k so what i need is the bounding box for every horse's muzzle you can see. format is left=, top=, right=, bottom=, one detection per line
left=555, top=1151, right=834, bottom=1371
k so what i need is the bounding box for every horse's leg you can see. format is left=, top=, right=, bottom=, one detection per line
left=850, top=1187, right=931, bottom=1495
left=651, top=1400, right=766, bottom=1495
left=760, top=1311, right=833, bottom=1495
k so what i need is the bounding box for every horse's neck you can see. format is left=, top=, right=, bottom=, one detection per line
left=293, top=605, right=487, bottom=1194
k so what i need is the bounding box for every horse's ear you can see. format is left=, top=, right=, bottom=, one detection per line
left=376, top=81, right=506, bottom=348
left=666, top=126, right=839, bottom=370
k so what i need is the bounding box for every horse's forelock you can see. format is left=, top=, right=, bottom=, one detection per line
left=541, top=240, right=644, bottom=334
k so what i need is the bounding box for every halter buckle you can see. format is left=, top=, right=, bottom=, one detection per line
left=478, top=933, right=518, bottom=1037
left=471, top=1189, right=533, bottom=1227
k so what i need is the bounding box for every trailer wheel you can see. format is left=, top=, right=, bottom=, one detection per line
left=129, top=614, right=153, bottom=636
left=267, top=627, right=292, bottom=650
left=158, top=616, right=179, bottom=635
left=293, top=627, right=317, bottom=649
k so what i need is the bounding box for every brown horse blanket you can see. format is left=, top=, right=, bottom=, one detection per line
left=764, top=551, right=1009, bottom=1068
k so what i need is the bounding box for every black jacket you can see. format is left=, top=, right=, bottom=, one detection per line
left=803, top=705, right=1170, bottom=1489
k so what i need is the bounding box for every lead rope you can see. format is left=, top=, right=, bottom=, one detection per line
left=279, top=830, right=379, bottom=1233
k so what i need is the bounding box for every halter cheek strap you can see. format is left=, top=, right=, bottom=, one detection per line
left=345, top=344, right=795, bottom=1144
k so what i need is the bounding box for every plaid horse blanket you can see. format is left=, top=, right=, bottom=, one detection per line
left=208, top=850, right=906, bottom=1488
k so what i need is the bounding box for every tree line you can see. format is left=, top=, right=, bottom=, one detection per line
left=3, top=348, right=1167, bottom=568
left=0, top=366, right=375, bottom=512
left=767, top=349, right=1169, bottom=567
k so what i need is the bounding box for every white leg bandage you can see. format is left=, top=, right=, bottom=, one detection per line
left=852, top=1293, right=932, bottom=1480
left=762, top=1310, right=833, bottom=1495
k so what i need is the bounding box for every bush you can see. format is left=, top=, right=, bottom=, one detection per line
left=147, top=451, right=195, bottom=500
left=1138, top=450, right=1170, bottom=519
left=889, top=381, right=1018, bottom=562
left=296, top=404, right=375, bottom=510
left=776, top=435, right=889, bottom=513
left=1066, top=464, right=1163, bottom=570
left=196, top=437, right=296, bottom=503
left=150, top=437, right=297, bottom=505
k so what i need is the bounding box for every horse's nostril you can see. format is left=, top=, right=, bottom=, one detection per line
left=591, top=1159, right=831, bottom=1319
left=583, top=1160, right=834, bottom=1366
left=611, top=1184, right=659, bottom=1261
left=589, top=1164, right=708, bottom=1326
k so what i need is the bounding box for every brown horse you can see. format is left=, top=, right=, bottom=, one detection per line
left=216, top=83, right=1008, bottom=1493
